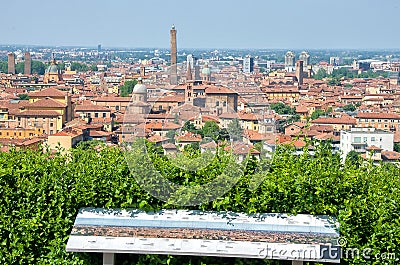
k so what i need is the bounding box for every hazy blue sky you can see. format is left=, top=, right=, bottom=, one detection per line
left=1, top=0, right=399, bottom=49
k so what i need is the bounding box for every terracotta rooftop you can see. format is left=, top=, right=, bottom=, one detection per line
left=162, top=143, right=177, bottom=149
left=147, top=134, right=169, bottom=143
left=176, top=132, right=202, bottom=142
left=29, top=87, right=67, bottom=98
left=75, top=103, right=111, bottom=112
left=27, top=98, right=66, bottom=108
left=356, top=112, right=400, bottom=119
left=93, top=96, right=131, bottom=102
left=145, top=122, right=181, bottom=131
left=244, top=130, right=268, bottom=141
left=50, top=130, right=81, bottom=137
left=312, top=116, right=357, bottom=125
left=205, top=86, right=237, bottom=94
left=16, top=110, right=62, bottom=117
left=381, top=151, right=400, bottom=160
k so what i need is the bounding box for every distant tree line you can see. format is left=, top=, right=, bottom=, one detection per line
left=0, top=60, right=46, bottom=75
left=0, top=61, right=97, bottom=74
left=314, top=68, right=388, bottom=83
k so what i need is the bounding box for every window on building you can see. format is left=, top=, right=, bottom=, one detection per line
left=50, top=123, right=54, bottom=127
left=19, top=132, right=21, bottom=136
left=103, top=113, right=106, bottom=118
left=216, top=101, right=220, bottom=107
left=363, top=137, right=367, bottom=142
left=116, top=106, right=120, bottom=111
left=50, top=130, right=54, bottom=135
left=354, top=137, right=361, bottom=143
left=159, top=106, right=163, bottom=110
left=223, top=101, right=227, bottom=107
left=94, top=113, right=98, bottom=118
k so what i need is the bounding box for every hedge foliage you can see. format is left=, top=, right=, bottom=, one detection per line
left=0, top=142, right=399, bottom=264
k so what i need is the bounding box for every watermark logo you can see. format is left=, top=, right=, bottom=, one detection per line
left=256, top=237, right=396, bottom=262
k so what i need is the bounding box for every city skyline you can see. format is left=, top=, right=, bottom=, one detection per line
left=1, top=0, right=399, bottom=49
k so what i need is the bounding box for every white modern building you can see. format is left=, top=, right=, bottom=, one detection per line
left=340, top=127, right=394, bottom=162
left=243, top=56, right=254, bottom=73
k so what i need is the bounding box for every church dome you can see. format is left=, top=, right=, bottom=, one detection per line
left=132, top=82, right=147, bottom=94
left=47, top=64, right=59, bottom=73
left=201, top=65, right=211, bottom=76
left=46, top=60, right=59, bottom=74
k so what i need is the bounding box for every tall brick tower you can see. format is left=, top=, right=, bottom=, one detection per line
left=24, top=52, right=31, bottom=75
left=7, top=53, right=15, bottom=74
left=295, top=60, right=304, bottom=86
left=170, top=25, right=178, bottom=85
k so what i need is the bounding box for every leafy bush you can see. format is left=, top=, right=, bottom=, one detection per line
left=0, top=142, right=399, bottom=264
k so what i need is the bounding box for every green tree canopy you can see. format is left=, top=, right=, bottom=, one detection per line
left=31, top=61, right=45, bottom=75
left=314, top=68, right=327, bottom=80
left=270, top=102, right=296, bottom=115
left=18, top=94, right=29, bottom=100
left=227, top=118, right=243, bottom=141
left=15, top=62, right=24, bottom=74
left=343, top=104, right=357, bottom=112
left=202, top=121, right=220, bottom=141
left=310, top=109, right=327, bottom=120
left=119, top=79, right=138, bottom=97
left=0, top=61, right=7, bottom=73
left=70, top=62, right=89, bottom=72
left=182, top=120, right=197, bottom=133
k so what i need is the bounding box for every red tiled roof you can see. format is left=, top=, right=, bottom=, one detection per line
left=162, top=143, right=177, bottom=149
left=366, top=145, right=382, bottom=151
left=27, top=98, right=66, bottom=108
left=200, top=141, right=217, bottom=149
left=92, top=96, right=131, bottom=102
left=176, top=132, right=202, bottom=142
left=29, top=87, right=67, bottom=97
left=89, top=130, right=112, bottom=137
left=50, top=130, right=81, bottom=137
left=148, top=95, right=185, bottom=102
left=312, top=116, right=357, bottom=125
left=244, top=130, right=268, bottom=141
left=205, top=86, right=237, bottom=94
left=145, top=122, right=181, bottom=131
left=147, top=134, right=169, bottom=143
left=381, top=151, right=400, bottom=160
left=75, top=103, right=111, bottom=111
left=224, top=142, right=260, bottom=155
left=16, top=110, right=62, bottom=117
left=281, top=139, right=308, bottom=148
left=356, top=112, right=400, bottom=119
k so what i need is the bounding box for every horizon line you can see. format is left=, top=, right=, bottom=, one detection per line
left=1, top=43, right=400, bottom=52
